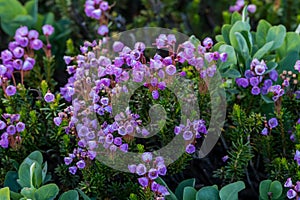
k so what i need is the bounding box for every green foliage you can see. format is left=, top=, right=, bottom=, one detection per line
left=2, top=150, right=88, bottom=200
left=259, top=180, right=284, bottom=200
left=174, top=178, right=195, bottom=200
left=0, top=1, right=299, bottom=200
left=34, top=184, right=59, bottom=200
left=59, top=190, right=79, bottom=200
left=220, top=138, right=254, bottom=182
left=159, top=178, right=245, bottom=200
left=216, top=10, right=300, bottom=106
left=0, top=0, right=38, bottom=35
left=79, top=160, right=143, bottom=199
left=196, top=186, right=220, bottom=200
left=219, top=181, right=245, bottom=200
left=183, top=187, right=197, bottom=200
left=0, top=187, right=10, bottom=200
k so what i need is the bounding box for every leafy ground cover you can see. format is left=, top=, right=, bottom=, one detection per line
left=0, top=0, right=300, bottom=199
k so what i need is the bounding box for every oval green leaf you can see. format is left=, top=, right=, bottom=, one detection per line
left=269, top=181, right=283, bottom=199
left=219, top=181, right=245, bottom=200
left=196, top=186, right=220, bottom=200
left=175, top=178, right=196, bottom=200
left=259, top=180, right=272, bottom=200
left=183, top=187, right=197, bottom=200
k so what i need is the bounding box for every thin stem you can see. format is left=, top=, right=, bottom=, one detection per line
left=11, top=73, right=17, bottom=86
left=245, top=168, right=257, bottom=197
left=279, top=114, right=286, bottom=156
left=21, top=70, right=24, bottom=85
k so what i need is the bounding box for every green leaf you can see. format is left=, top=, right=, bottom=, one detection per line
left=32, top=162, right=42, bottom=188
left=76, top=189, right=91, bottom=200
left=196, top=186, right=220, bottom=200
left=183, top=187, right=197, bottom=200
left=4, top=171, right=21, bottom=193
left=26, top=151, right=43, bottom=165
left=34, top=184, right=59, bottom=200
left=240, top=30, right=253, bottom=54
left=1, top=6, right=35, bottom=36
left=235, top=32, right=250, bottom=60
left=33, top=13, right=44, bottom=30
left=241, top=5, right=248, bottom=22
left=156, top=177, right=178, bottom=200
left=0, top=0, right=26, bottom=21
left=216, top=35, right=224, bottom=42
left=264, top=62, right=278, bottom=74
left=43, top=12, right=55, bottom=25
left=25, top=0, right=38, bottom=23
left=261, top=94, right=274, bottom=104
left=17, top=151, right=43, bottom=188
left=259, top=180, right=283, bottom=200
left=229, top=21, right=250, bottom=52
left=253, top=41, right=274, bottom=59
left=269, top=181, right=282, bottom=199
left=59, top=190, right=79, bottom=200
left=213, top=42, right=226, bottom=51
left=13, top=14, right=34, bottom=26
left=218, top=44, right=237, bottom=69
left=277, top=32, right=300, bottom=58
left=175, top=179, right=196, bottom=200
left=0, top=187, right=10, bottom=200
left=189, top=35, right=201, bottom=48
left=17, top=162, right=31, bottom=188
left=256, top=20, right=272, bottom=48
left=20, top=187, right=35, bottom=199
left=222, top=68, right=241, bottom=78
left=278, top=51, right=300, bottom=73
left=231, top=12, right=242, bottom=25
left=266, top=25, right=286, bottom=50
left=221, top=24, right=232, bottom=44
left=10, top=191, right=23, bottom=200
left=219, top=181, right=245, bottom=200
left=30, top=162, right=36, bottom=188
left=42, top=162, right=48, bottom=184
left=259, top=180, right=272, bottom=200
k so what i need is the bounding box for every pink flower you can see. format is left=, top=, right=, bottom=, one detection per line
left=42, top=24, right=54, bottom=36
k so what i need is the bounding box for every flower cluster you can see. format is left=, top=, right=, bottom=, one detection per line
left=98, top=120, right=129, bottom=152
left=268, top=85, right=285, bottom=101
left=261, top=117, right=278, bottom=136
left=114, top=108, right=145, bottom=138
left=64, top=146, right=98, bottom=174
left=174, top=36, right=227, bottom=79
left=229, top=0, right=256, bottom=13
left=128, top=153, right=169, bottom=199
left=284, top=178, right=300, bottom=199
left=174, top=119, right=207, bottom=153
left=279, top=62, right=300, bottom=99
left=0, top=114, right=25, bottom=148
left=280, top=70, right=298, bottom=87
left=84, top=0, right=110, bottom=36
left=0, top=25, right=54, bottom=95
left=58, top=33, right=225, bottom=198
left=236, top=58, right=283, bottom=100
